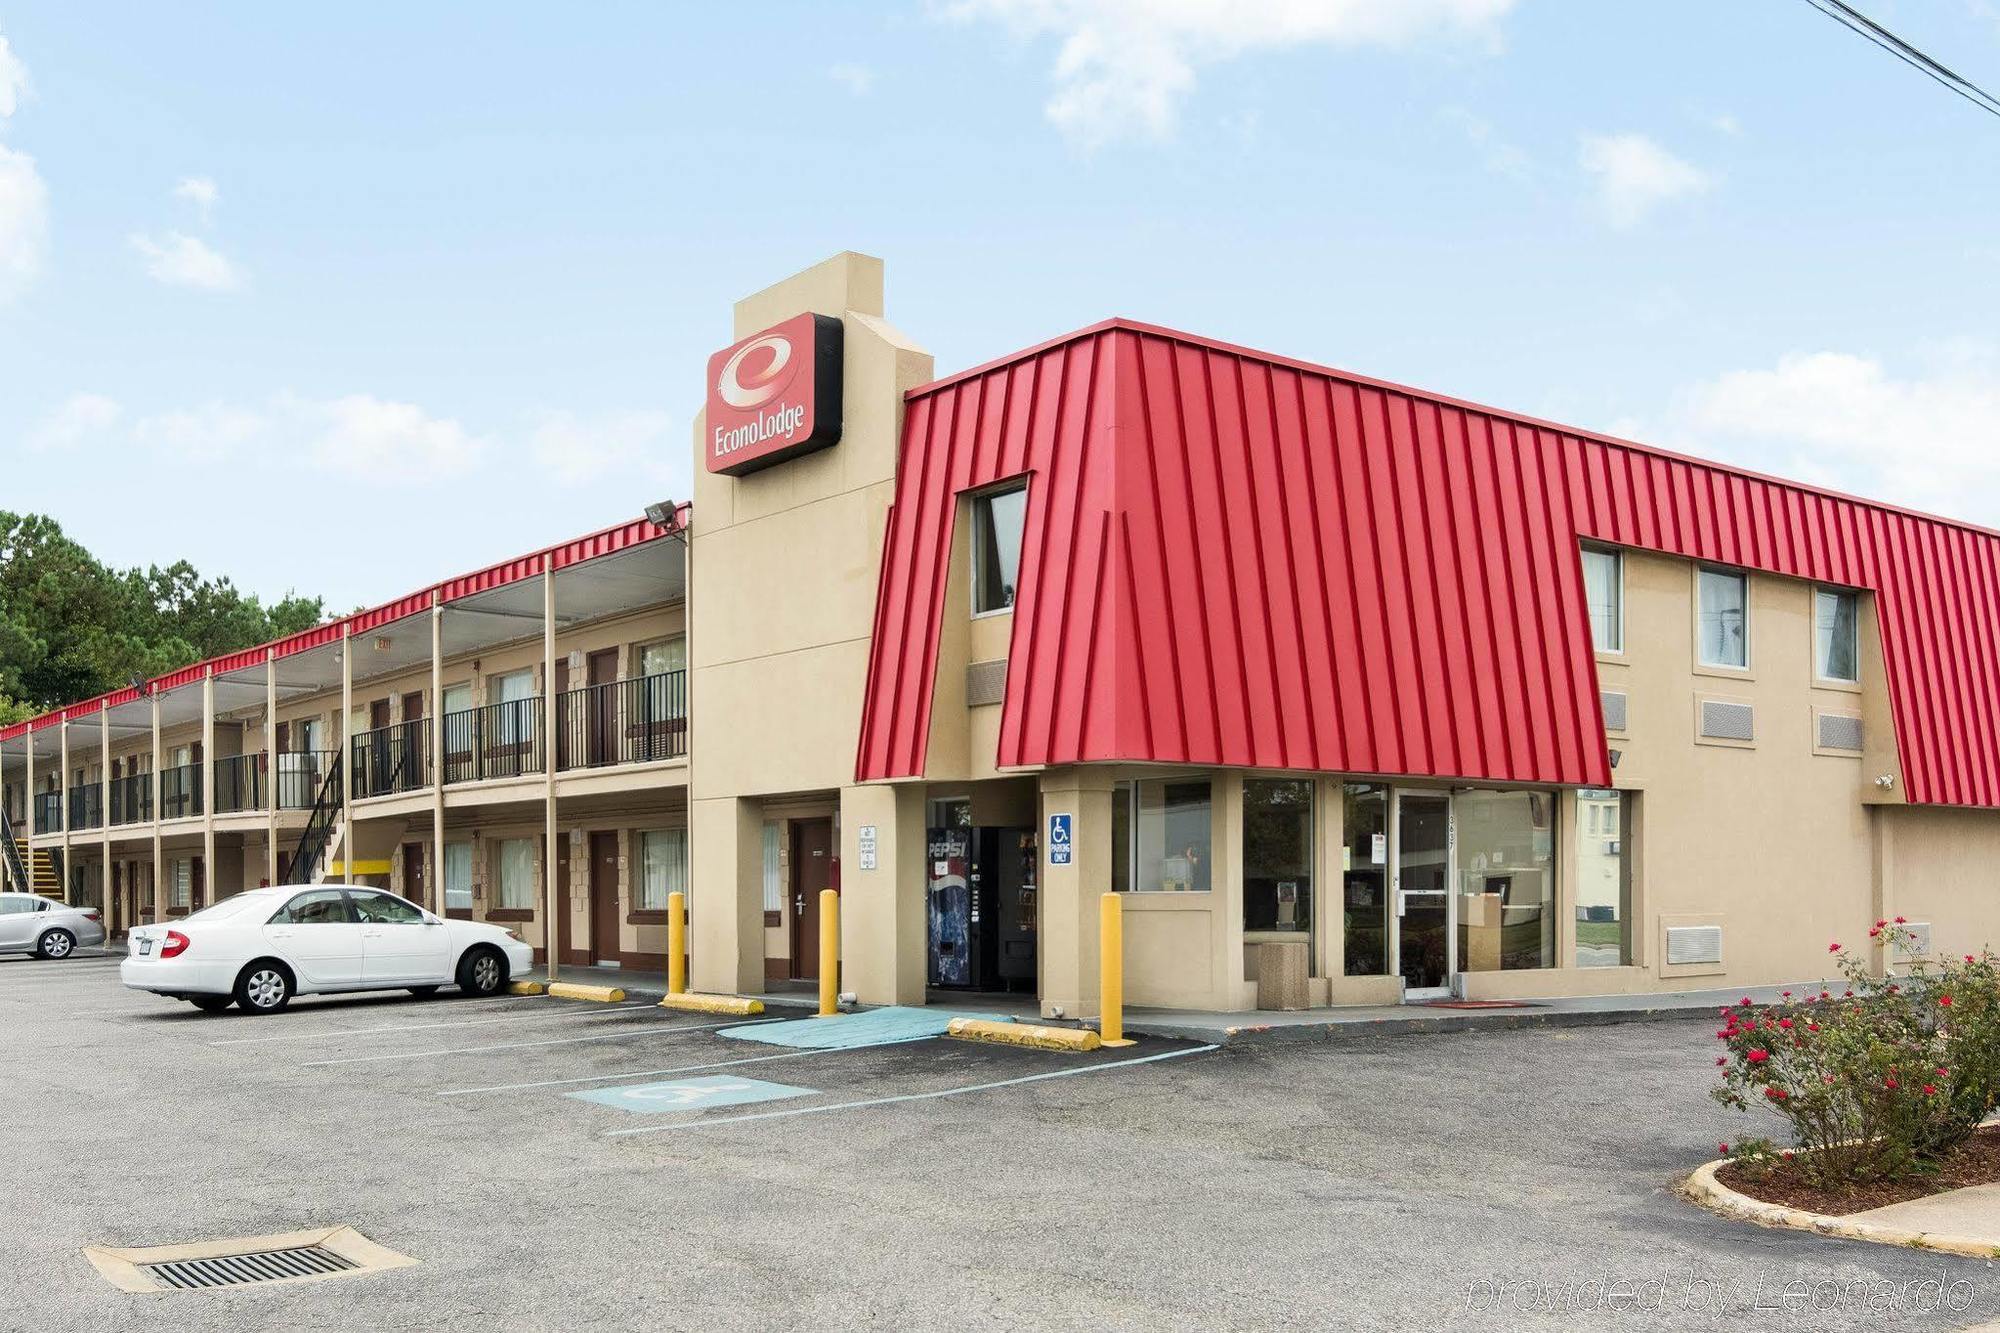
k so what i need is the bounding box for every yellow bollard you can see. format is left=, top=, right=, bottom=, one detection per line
left=667, top=890, right=687, bottom=996
left=818, top=888, right=840, bottom=1017
left=1100, top=891, right=1134, bottom=1047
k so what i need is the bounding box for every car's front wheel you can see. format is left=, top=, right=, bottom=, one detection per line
left=234, top=961, right=294, bottom=1015
left=456, top=946, right=506, bottom=998
left=190, top=995, right=233, bottom=1013
left=36, top=929, right=75, bottom=960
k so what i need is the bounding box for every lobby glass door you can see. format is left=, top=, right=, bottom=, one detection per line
left=1394, top=792, right=1453, bottom=999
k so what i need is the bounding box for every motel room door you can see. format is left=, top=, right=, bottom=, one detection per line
left=1392, top=792, right=1454, bottom=1000
left=589, top=831, right=621, bottom=963
left=789, top=818, right=834, bottom=981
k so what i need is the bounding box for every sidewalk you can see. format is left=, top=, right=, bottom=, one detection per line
left=537, top=964, right=1829, bottom=1048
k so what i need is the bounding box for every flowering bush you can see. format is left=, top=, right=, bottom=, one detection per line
left=1711, top=924, right=2000, bottom=1186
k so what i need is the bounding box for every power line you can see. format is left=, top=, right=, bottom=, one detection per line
left=1802, top=0, right=2000, bottom=120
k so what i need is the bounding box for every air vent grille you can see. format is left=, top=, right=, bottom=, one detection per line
left=143, top=1246, right=358, bottom=1290
left=1699, top=699, right=1754, bottom=742
left=965, top=659, right=1007, bottom=707
left=1817, top=712, right=1864, bottom=752
left=1600, top=690, right=1628, bottom=733
left=1896, top=922, right=1933, bottom=958
left=1666, top=925, right=1724, bottom=966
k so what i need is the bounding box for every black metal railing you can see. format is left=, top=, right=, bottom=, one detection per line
left=556, top=670, right=687, bottom=771
left=276, top=750, right=336, bottom=810
left=68, top=784, right=102, bottom=831
left=160, top=762, right=203, bottom=820
left=214, top=753, right=265, bottom=814
left=282, top=754, right=344, bottom=885
left=0, top=804, right=26, bottom=893
left=351, top=719, right=428, bottom=798
left=110, top=771, right=151, bottom=825
left=33, top=791, right=60, bottom=835
left=442, top=698, right=544, bottom=785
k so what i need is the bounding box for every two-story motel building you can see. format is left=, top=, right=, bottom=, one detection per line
left=7, top=251, right=2000, bottom=1018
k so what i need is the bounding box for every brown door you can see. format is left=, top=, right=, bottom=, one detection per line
left=401, top=691, right=424, bottom=721
left=589, top=831, right=620, bottom=963
left=789, top=818, right=834, bottom=980
left=370, top=698, right=391, bottom=730
left=587, top=649, right=619, bottom=765
left=401, top=843, right=427, bottom=911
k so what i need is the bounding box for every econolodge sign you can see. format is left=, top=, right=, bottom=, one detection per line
left=704, top=312, right=843, bottom=476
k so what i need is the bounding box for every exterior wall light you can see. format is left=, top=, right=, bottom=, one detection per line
left=1875, top=774, right=1897, bottom=789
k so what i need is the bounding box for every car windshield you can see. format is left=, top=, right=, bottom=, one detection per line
left=180, top=895, right=273, bottom=925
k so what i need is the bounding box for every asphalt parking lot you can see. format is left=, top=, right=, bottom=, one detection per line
left=4, top=952, right=1997, bottom=1331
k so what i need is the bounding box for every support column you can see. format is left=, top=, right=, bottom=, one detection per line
left=838, top=782, right=927, bottom=1005
left=264, top=651, right=277, bottom=887
left=689, top=795, right=764, bottom=995
left=202, top=669, right=216, bottom=905
left=149, top=691, right=161, bottom=924
left=100, top=704, right=112, bottom=927
left=24, top=725, right=35, bottom=891
left=1871, top=806, right=1896, bottom=978
left=431, top=596, right=445, bottom=916
left=58, top=716, right=72, bottom=915
left=1036, top=767, right=1115, bottom=1020
left=341, top=625, right=353, bottom=887
left=542, top=562, right=559, bottom=981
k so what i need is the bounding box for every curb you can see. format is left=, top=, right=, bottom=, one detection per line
left=1127, top=1003, right=1720, bottom=1047
left=947, top=1017, right=1100, bottom=1051
left=1681, top=1158, right=2000, bottom=1258
left=546, top=982, right=626, bottom=1003
left=658, top=992, right=764, bottom=1016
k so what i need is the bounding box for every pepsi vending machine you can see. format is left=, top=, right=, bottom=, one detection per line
left=928, top=825, right=1039, bottom=992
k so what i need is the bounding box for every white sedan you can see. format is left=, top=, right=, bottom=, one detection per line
left=121, top=885, right=534, bottom=1015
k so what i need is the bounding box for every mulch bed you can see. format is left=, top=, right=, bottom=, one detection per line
left=1716, top=1124, right=2000, bottom=1215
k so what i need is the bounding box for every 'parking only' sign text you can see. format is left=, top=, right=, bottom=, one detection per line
left=1048, top=813, right=1072, bottom=866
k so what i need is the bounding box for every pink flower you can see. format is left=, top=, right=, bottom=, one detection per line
left=1807, top=1023, right=1820, bottom=1032
left=1781, top=1150, right=1795, bottom=1160
left=1829, top=942, right=1841, bottom=953
left=1924, top=1084, right=1938, bottom=1096
left=1716, top=1056, right=1727, bottom=1066
left=1967, top=955, right=1977, bottom=964
left=1895, top=915, right=1907, bottom=924
left=1938, top=1067, right=1950, bottom=1077
left=1869, top=927, right=1882, bottom=939
left=1782, top=990, right=1793, bottom=999
left=1877, top=919, right=1889, bottom=929
left=1719, top=1142, right=1730, bottom=1155
left=1885, top=1078, right=1899, bottom=1090
left=1739, top=997, right=1754, bottom=1007
left=1747, top=1049, right=1770, bottom=1064
left=1778, top=1018, right=1793, bottom=1030
left=1766, top=1087, right=1788, bottom=1101
left=1940, top=995, right=1954, bottom=1007
left=1823, top=1075, right=1836, bottom=1084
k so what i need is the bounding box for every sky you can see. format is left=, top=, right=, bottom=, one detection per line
left=3, top=1, right=2000, bottom=611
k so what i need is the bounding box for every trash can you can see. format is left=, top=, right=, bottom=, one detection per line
left=1254, top=939, right=1309, bottom=1011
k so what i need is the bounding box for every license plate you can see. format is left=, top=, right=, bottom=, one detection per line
left=137, top=939, right=153, bottom=956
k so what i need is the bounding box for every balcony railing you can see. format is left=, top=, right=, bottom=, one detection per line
left=214, top=753, right=266, bottom=814
left=68, top=785, right=102, bottom=832
left=352, top=720, right=429, bottom=799
left=110, top=772, right=152, bottom=826
left=442, top=698, right=544, bottom=785
left=33, top=791, right=59, bottom=835
left=276, top=750, right=337, bottom=810
left=160, top=762, right=203, bottom=821
left=557, top=670, right=687, bottom=771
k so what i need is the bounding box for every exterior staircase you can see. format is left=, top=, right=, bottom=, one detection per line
left=13, top=841, right=61, bottom=897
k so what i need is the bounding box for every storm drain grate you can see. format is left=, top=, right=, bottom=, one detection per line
left=143, top=1245, right=359, bottom=1289
left=86, top=1226, right=418, bottom=1294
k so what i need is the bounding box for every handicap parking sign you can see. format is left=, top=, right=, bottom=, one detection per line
left=566, top=1076, right=814, bottom=1115
left=1049, top=812, right=1072, bottom=866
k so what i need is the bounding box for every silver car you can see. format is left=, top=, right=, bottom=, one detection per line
left=0, top=893, right=106, bottom=959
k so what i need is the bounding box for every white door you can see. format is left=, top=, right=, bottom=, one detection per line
left=263, top=888, right=366, bottom=987
left=1392, top=792, right=1455, bottom=1000
left=351, top=890, right=452, bottom=983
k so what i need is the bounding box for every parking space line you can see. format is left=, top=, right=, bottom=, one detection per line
left=434, top=1037, right=935, bottom=1096
left=209, top=1002, right=656, bottom=1046
left=302, top=1017, right=784, bottom=1066
left=604, top=1044, right=1221, bottom=1135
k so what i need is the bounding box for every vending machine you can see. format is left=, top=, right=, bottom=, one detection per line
left=926, top=825, right=976, bottom=988
left=927, top=825, right=1039, bottom=992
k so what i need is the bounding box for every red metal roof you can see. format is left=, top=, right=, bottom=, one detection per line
left=0, top=506, right=689, bottom=742
left=855, top=319, right=2000, bottom=808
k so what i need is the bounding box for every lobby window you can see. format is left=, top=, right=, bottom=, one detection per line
left=762, top=822, right=782, bottom=913
left=1581, top=547, right=1622, bottom=654
left=496, top=837, right=535, bottom=910
left=971, top=485, right=1027, bottom=616
left=1574, top=789, right=1632, bottom=968
left=1243, top=779, right=1313, bottom=934
left=1697, top=568, right=1749, bottom=669
left=1815, top=587, right=1860, bottom=684
left=1342, top=783, right=1389, bottom=976
left=639, top=828, right=687, bottom=910
left=1454, top=789, right=1556, bottom=971
left=1111, top=778, right=1212, bottom=892
left=444, top=842, right=473, bottom=912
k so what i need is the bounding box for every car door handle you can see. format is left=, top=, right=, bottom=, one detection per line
left=362, top=929, right=384, bottom=939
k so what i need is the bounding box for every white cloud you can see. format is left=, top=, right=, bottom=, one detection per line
left=173, top=175, right=218, bottom=219
left=942, top=0, right=1514, bottom=147
left=1440, top=105, right=1529, bottom=179
left=27, top=393, right=121, bottom=451
left=0, top=142, right=47, bottom=300
left=1578, top=132, right=1712, bottom=227
left=305, top=394, right=487, bottom=480
left=1640, top=345, right=2000, bottom=528
left=132, top=401, right=267, bottom=461
left=529, top=409, right=678, bottom=486
left=1709, top=112, right=1741, bottom=136
left=0, top=34, right=28, bottom=121
left=829, top=63, right=875, bottom=95
left=130, top=230, right=242, bottom=290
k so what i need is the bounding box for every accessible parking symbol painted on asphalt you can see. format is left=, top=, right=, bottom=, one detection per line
left=566, top=1076, right=815, bottom=1114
